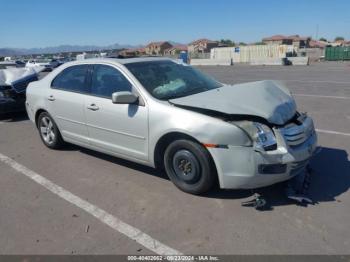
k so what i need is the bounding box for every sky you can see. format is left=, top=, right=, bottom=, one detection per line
left=1, top=0, right=350, bottom=48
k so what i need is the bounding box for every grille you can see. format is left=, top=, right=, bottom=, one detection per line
left=283, top=125, right=308, bottom=146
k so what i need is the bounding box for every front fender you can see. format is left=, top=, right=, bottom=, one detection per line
left=148, top=102, right=251, bottom=165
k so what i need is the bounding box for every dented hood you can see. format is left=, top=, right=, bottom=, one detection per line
left=0, top=67, right=39, bottom=93
left=169, top=80, right=296, bottom=125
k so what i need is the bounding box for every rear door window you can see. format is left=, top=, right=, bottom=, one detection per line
left=51, top=65, right=90, bottom=93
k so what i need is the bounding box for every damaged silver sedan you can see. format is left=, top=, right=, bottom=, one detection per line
left=26, top=57, right=317, bottom=194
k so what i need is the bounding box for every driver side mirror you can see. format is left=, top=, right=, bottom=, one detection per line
left=112, top=91, right=139, bottom=104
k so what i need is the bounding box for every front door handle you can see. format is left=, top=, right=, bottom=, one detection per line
left=87, top=104, right=99, bottom=111
left=47, top=95, right=55, bottom=101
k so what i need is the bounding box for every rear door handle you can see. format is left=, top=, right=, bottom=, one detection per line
left=48, top=95, right=55, bottom=101
left=87, top=104, right=99, bottom=111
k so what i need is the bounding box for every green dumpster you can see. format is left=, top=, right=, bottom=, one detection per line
left=325, top=46, right=350, bottom=61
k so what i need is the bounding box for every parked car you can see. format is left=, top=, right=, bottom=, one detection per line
left=0, top=60, right=26, bottom=69
left=15, top=60, right=26, bottom=67
left=0, top=61, right=18, bottom=69
left=50, top=59, right=64, bottom=68
left=26, top=59, right=57, bottom=72
left=25, top=58, right=317, bottom=194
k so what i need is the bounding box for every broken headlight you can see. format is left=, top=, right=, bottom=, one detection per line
left=237, top=122, right=277, bottom=151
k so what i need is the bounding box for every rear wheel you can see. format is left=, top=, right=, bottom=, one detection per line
left=38, top=112, right=64, bottom=149
left=164, top=139, right=216, bottom=194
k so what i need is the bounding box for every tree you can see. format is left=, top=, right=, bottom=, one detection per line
left=319, top=37, right=327, bottom=42
left=239, top=42, right=247, bottom=46
left=254, top=42, right=266, bottom=45
left=219, top=39, right=235, bottom=47
left=335, top=36, right=345, bottom=42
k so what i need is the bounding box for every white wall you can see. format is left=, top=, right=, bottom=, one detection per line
left=210, top=45, right=290, bottom=63
left=250, top=58, right=283, bottom=65
left=190, top=58, right=231, bottom=66
left=288, top=57, right=309, bottom=65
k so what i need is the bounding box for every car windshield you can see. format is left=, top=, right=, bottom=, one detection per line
left=124, top=60, right=222, bottom=100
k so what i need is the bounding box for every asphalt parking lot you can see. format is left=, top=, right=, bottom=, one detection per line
left=0, top=62, right=349, bottom=255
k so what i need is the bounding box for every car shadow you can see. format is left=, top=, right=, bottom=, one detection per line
left=0, top=112, right=29, bottom=122
left=202, top=146, right=350, bottom=211
left=63, top=145, right=349, bottom=211
left=78, top=147, right=169, bottom=180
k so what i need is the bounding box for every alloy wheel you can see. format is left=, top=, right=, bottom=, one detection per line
left=40, top=116, right=56, bottom=145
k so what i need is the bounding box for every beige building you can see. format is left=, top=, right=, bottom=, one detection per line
left=308, top=40, right=327, bottom=49
left=164, top=45, right=188, bottom=56
left=119, top=48, right=146, bottom=57
left=331, top=39, right=350, bottom=47
left=262, top=35, right=310, bottom=48
left=188, top=39, right=219, bottom=54
left=145, top=41, right=173, bottom=55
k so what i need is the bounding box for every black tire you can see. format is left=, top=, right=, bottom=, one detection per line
left=37, top=112, right=64, bottom=149
left=164, top=139, right=216, bottom=194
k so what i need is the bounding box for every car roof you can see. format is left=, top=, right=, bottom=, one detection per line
left=66, top=57, right=174, bottom=67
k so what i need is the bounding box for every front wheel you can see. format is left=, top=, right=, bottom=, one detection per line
left=164, top=139, right=216, bottom=194
left=38, top=112, right=64, bottom=149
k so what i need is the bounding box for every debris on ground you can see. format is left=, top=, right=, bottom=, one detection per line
left=241, top=193, right=267, bottom=210
left=285, top=165, right=314, bottom=205
left=242, top=165, right=316, bottom=210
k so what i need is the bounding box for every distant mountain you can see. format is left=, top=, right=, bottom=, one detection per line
left=0, top=48, right=27, bottom=56
left=0, top=41, right=188, bottom=56
left=0, top=43, right=141, bottom=56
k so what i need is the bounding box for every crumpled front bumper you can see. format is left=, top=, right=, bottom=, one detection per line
left=208, top=118, right=318, bottom=189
